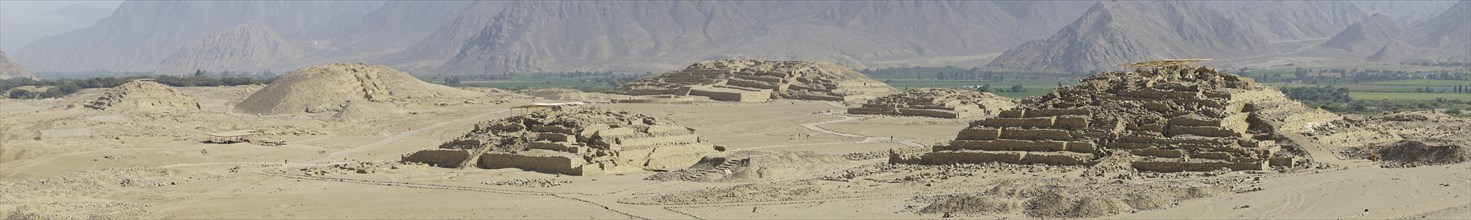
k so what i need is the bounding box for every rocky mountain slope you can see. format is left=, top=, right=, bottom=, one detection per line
left=1353, top=0, right=1461, bottom=24
left=377, top=1, right=1096, bottom=74
left=1320, top=14, right=1405, bottom=54
left=309, top=1, right=478, bottom=53
left=985, top=1, right=1269, bottom=73
left=152, top=22, right=305, bottom=75
left=14, top=1, right=381, bottom=72
left=0, top=50, right=35, bottom=80
left=1401, top=1, right=1471, bottom=61
left=1226, top=1, right=1368, bottom=41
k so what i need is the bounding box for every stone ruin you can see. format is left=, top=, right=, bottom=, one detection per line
left=616, top=59, right=898, bottom=102
left=892, top=64, right=1308, bottom=172
left=848, top=88, right=1017, bottom=119
left=402, top=106, right=720, bottom=175
left=80, top=80, right=201, bottom=112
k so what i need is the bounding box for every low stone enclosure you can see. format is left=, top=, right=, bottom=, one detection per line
left=616, top=59, right=898, bottom=102
left=402, top=106, right=720, bottom=175
left=848, top=88, right=1017, bottom=119
left=892, top=64, right=1313, bottom=172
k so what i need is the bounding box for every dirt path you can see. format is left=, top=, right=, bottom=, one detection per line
left=1279, top=131, right=1349, bottom=165
left=250, top=169, right=695, bottom=219
left=314, top=109, right=505, bottom=162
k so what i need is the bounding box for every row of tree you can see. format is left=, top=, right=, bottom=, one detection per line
left=2, top=75, right=273, bottom=99
left=860, top=66, right=1084, bottom=81
left=1279, top=86, right=1351, bottom=103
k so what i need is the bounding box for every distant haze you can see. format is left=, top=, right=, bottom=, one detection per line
left=0, top=0, right=122, bottom=52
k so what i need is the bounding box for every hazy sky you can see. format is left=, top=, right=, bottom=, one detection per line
left=0, top=0, right=123, bottom=53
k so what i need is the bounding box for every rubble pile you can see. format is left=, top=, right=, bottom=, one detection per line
left=848, top=88, right=1016, bottom=118
left=616, top=59, right=897, bottom=102
left=402, top=106, right=720, bottom=175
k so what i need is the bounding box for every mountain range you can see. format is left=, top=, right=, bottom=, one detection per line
left=0, top=50, right=35, bottom=79
left=10, top=0, right=1468, bottom=75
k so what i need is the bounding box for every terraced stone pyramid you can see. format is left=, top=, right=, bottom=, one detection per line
left=893, top=64, right=1319, bottom=172
left=616, top=59, right=897, bottom=102
left=402, top=106, right=719, bottom=175
left=848, top=88, right=1017, bottom=119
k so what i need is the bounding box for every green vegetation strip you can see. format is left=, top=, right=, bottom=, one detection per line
left=1350, top=92, right=1471, bottom=101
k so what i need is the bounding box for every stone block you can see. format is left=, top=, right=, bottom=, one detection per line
left=943, top=139, right=1067, bottom=152
left=955, top=128, right=1001, bottom=140
left=1053, top=116, right=1090, bottom=129
left=1066, top=141, right=1097, bottom=153
left=1131, top=159, right=1268, bottom=172
left=1023, top=108, right=1091, bottom=117
left=998, top=109, right=1025, bottom=118
left=1019, top=152, right=1096, bottom=165
left=1133, top=148, right=1185, bottom=158
left=979, top=117, right=1055, bottom=128
left=1168, top=126, right=1244, bottom=138
left=920, top=150, right=1025, bottom=164
left=401, top=149, right=474, bottom=168
left=1000, top=128, right=1074, bottom=141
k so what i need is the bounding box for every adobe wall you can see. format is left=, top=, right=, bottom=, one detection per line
left=689, top=87, right=771, bottom=102
left=478, top=152, right=585, bottom=175
left=401, top=149, right=474, bottom=168
left=1131, top=159, right=1268, bottom=172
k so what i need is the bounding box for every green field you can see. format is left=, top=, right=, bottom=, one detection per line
left=1350, top=92, right=1471, bottom=101
left=1266, top=79, right=1471, bottom=93
left=418, top=74, right=638, bottom=92
left=458, top=79, right=611, bottom=91
left=878, top=79, right=1076, bottom=98
left=1372, top=79, right=1471, bottom=86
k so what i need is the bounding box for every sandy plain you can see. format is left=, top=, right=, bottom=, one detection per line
left=1, top=85, right=1468, bottom=219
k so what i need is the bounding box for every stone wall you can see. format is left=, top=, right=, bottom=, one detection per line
left=401, top=149, right=474, bottom=168
left=479, top=152, right=585, bottom=175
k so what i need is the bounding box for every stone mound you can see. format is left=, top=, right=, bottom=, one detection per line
left=401, top=106, right=720, bottom=175
left=235, top=63, right=477, bottom=114
left=893, top=64, right=1328, bottom=172
left=645, top=151, right=845, bottom=182
left=519, top=88, right=584, bottom=100
left=615, top=59, right=897, bottom=102
left=848, top=88, right=1017, bottom=118
left=1374, top=139, right=1470, bottom=168
left=917, top=178, right=1221, bottom=218
left=80, top=80, right=200, bottom=112
left=1315, top=110, right=1470, bottom=150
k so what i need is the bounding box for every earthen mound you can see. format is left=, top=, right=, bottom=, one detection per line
left=893, top=64, right=1334, bottom=172
left=849, top=88, right=1016, bottom=118
left=520, top=88, right=586, bottom=101
left=235, top=63, right=477, bottom=114
left=401, top=106, right=720, bottom=175
left=616, top=59, right=897, bottom=102
left=646, top=151, right=845, bottom=182
left=1375, top=139, right=1470, bottom=168
left=1315, top=110, right=1471, bottom=150
left=80, top=80, right=200, bottom=112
